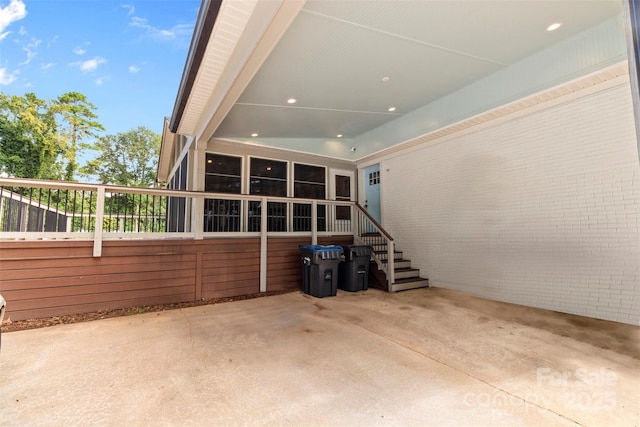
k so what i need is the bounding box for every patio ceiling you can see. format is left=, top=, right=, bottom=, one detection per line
left=172, top=0, right=623, bottom=159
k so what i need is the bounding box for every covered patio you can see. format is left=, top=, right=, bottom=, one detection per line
left=1, top=287, right=637, bottom=426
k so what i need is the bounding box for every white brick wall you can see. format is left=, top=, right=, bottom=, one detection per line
left=381, top=82, right=640, bottom=325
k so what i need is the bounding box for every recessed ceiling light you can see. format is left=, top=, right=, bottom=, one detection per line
left=207, top=159, right=213, bottom=164
left=337, top=134, right=343, bottom=138
left=251, top=133, right=258, bottom=137
left=388, top=107, right=396, bottom=112
left=287, top=98, right=297, bottom=104
left=381, top=76, right=390, bottom=83
left=546, top=22, right=562, bottom=32
left=266, top=167, right=272, bottom=171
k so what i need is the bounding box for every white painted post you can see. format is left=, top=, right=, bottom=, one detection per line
left=387, top=239, right=395, bottom=292
left=311, top=200, right=318, bottom=245
left=260, top=197, right=268, bottom=292
left=352, top=204, right=359, bottom=240
left=93, top=186, right=105, bottom=257
left=19, top=203, right=26, bottom=232
left=192, top=196, right=204, bottom=239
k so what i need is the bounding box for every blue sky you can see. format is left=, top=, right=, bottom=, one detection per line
left=0, top=0, right=200, bottom=137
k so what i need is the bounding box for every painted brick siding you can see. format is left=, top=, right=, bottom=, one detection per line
left=381, top=82, right=640, bottom=325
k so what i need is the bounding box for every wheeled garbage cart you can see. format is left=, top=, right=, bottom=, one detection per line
left=300, top=245, right=344, bottom=298
left=338, top=245, right=372, bottom=292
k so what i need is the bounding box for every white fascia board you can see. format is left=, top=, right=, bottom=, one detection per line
left=177, top=0, right=259, bottom=137
left=181, top=0, right=305, bottom=146
left=158, top=117, right=176, bottom=183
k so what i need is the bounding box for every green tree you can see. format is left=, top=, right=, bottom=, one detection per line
left=0, top=93, right=60, bottom=179
left=52, top=91, right=104, bottom=181
left=81, top=127, right=163, bottom=232
left=80, top=126, right=161, bottom=187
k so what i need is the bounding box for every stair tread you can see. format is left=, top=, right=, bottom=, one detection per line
left=394, top=267, right=419, bottom=272
left=391, top=278, right=429, bottom=292
left=393, top=277, right=429, bottom=284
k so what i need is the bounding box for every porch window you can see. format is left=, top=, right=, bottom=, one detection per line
left=294, top=163, right=325, bottom=199
left=293, top=163, right=326, bottom=231
left=248, top=158, right=287, bottom=231
left=205, top=153, right=242, bottom=194
left=204, top=153, right=242, bottom=232
left=335, top=174, right=351, bottom=220
left=249, top=158, right=287, bottom=196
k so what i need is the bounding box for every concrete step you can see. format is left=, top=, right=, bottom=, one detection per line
left=391, top=278, right=429, bottom=292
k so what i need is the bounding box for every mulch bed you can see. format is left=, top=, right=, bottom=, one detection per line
left=1, top=290, right=297, bottom=333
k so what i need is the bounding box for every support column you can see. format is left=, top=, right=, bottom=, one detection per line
left=311, top=200, right=318, bottom=245
left=190, top=137, right=207, bottom=239
left=93, top=186, right=105, bottom=257
left=260, top=197, right=268, bottom=292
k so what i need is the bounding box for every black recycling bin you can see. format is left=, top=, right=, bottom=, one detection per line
left=300, top=245, right=344, bottom=298
left=338, top=245, right=372, bottom=292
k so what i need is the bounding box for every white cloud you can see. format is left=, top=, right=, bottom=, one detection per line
left=19, top=47, right=35, bottom=64
left=129, top=16, right=192, bottom=42
left=73, top=46, right=86, bottom=55
left=47, top=35, right=58, bottom=48
left=122, top=4, right=134, bottom=16
left=79, top=56, right=106, bottom=73
left=18, top=37, right=41, bottom=65
left=41, top=62, right=54, bottom=70
left=0, top=67, right=18, bottom=85
left=0, top=30, right=9, bottom=40
left=128, top=65, right=140, bottom=73
left=0, top=0, right=26, bottom=34
left=18, top=25, right=25, bottom=35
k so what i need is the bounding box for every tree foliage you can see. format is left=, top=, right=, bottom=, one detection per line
left=0, top=93, right=60, bottom=179
left=51, top=92, right=104, bottom=181
left=0, top=91, right=103, bottom=181
left=80, top=126, right=160, bottom=187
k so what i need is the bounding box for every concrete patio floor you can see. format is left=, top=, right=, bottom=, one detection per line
left=0, top=287, right=638, bottom=426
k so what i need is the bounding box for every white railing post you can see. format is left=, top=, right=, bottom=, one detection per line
left=19, top=202, right=26, bottom=232
left=192, top=196, right=204, bottom=239
left=93, top=186, right=105, bottom=257
left=311, top=200, right=318, bottom=245
left=260, top=197, right=268, bottom=292
left=387, top=239, right=395, bottom=291
left=353, top=206, right=359, bottom=240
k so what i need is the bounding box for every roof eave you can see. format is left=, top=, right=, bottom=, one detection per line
left=169, top=0, right=222, bottom=134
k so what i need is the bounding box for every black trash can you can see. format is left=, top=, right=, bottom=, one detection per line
left=338, top=245, right=372, bottom=292
left=300, top=245, right=344, bottom=298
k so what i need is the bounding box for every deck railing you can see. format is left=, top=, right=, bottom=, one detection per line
left=0, top=178, right=355, bottom=258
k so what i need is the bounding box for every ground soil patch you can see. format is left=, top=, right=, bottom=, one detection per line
left=1, top=290, right=297, bottom=333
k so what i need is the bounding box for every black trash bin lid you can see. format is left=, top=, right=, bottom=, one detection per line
left=300, top=245, right=343, bottom=253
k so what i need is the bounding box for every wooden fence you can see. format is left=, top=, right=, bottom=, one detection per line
left=0, top=236, right=352, bottom=321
